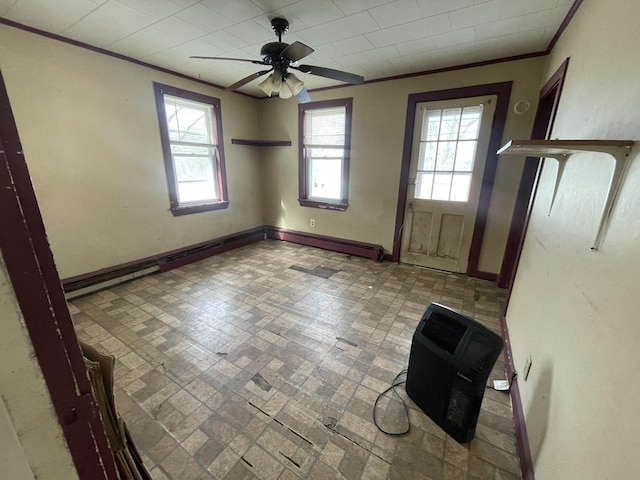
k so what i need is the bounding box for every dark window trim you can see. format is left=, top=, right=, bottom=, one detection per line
left=298, top=98, right=353, bottom=210
left=153, top=82, right=229, bottom=215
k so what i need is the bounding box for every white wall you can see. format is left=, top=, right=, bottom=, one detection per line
left=0, top=258, right=78, bottom=480
left=0, top=24, right=264, bottom=279
left=505, top=1, right=640, bottom=478
left=259, top=58, right=545, bottom=274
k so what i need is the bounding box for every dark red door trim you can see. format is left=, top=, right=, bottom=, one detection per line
left=0, top=71, right=117, bottom=479
left=498, top=59, right=570, bottom=291
left=390, top=82, right=513, bottom=280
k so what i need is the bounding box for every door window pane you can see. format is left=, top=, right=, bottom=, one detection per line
left=435, top=141, right=456, bottom=170
left=418, top=142, right=437, bottom=170
left=459, top=106, right=482, bottom=139
left=451, top=173, right=472, bottom=201
left=432, top=173, right=452, bottom=200
left=454, top=141, right=476, bottom=171
left=439, top=108, right=462, bottom=140
left=414, top=104, right=483, bottom=202
left=415, top=172, right=434, bottom=199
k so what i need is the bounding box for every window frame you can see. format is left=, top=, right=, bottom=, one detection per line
left=154, top=82, right=228, bottom=216
left=298, top=98, right=353, bottom=211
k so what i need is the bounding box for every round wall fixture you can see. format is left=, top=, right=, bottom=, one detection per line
left=514, top=100, right=531, bottom=115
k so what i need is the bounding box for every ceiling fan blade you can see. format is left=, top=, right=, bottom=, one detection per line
left=295, top=87, right=311, bottom=104
left=226, top=69, right=272, bottom=91
left=293, top=64, right=364, bottom=84
left=190, top=56, right=267, bottom=66
left=280, top=41, right=314, bottom=62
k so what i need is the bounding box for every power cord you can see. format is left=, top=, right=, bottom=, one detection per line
left=373, top=369, right=410, bottom=435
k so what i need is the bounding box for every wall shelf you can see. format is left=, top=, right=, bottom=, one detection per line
left=497, top=139, right=634, bottom=251
left=231, top=139, right=292, bottom=147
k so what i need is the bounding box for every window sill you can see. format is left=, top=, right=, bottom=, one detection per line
left=171, top=201, right=229, bottom=216
left=298, top=199, right=349, bottom=211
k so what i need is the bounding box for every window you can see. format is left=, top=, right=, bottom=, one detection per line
left=298, top=98, right=352, bottom=210
left=415, top=105, right=483, bottom=202
left=154, top=83, right=228, bottom=215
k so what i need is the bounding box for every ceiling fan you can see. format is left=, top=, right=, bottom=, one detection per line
left=190, top=18, right=365, bottom=102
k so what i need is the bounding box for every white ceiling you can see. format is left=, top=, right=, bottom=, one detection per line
left=0, top=0, right=576, bottom=97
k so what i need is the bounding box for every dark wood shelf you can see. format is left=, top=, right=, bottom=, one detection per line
left=231, top=139, right=292, bottom=147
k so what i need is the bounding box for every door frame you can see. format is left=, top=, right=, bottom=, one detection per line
left=0, top=71, right=117, bottom=478
left=498, top=59, right=570, bottom=292
left=389, top=81, right=513, bottom=281
left=400, top=95, right=498, bottom=272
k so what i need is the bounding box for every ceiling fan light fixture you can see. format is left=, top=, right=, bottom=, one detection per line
left=285, top=73, right=304, bottom=95
left=258, top=73, right=282, bottom=96
left=278, top=81, right=293, bottom=99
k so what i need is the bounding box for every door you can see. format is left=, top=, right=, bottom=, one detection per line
left=400, top=95, right=497, bottom=272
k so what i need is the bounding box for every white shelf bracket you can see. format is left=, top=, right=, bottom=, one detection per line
left=543, top=154, right=569, bottom=216
left=497, top=140, right=635, bottom=252
left=591, top=147, right=631, bottom=251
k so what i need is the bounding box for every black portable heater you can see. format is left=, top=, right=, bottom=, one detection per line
left=405, top=303, right=504, bottom=442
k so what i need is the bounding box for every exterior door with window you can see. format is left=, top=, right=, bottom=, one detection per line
left=400, top=95, right=497, bottom=272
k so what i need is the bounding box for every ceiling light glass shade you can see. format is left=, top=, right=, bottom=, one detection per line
left=279, top=81, right=293, bottom=99
left=285, top=73, right=304, bottom=95
left=258, top=73, right=283, bottom=96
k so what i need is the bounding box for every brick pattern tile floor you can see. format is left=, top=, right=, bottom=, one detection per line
left=70, top=240, right=520, bottom=480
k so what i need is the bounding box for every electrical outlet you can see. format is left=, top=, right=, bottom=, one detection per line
left=523, top=355, right=532, bottom=381
left=310, top=218, right=315, bottom=227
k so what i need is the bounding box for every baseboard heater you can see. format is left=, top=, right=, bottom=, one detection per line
left=266, top=227, right=383, bottom=261
left=63, top=227, right=383, bottom=297
left=62, top=228, right=265, bottom=296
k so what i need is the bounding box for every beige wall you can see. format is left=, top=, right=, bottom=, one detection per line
left=0, top=24, right=264, bottom=279
left=260, top=57, right=545, bottom=274
left=0, top=258, right=78, bottom=480
left=505, top=1, right=640, bottom=479
left=0, top=22, right=545, bottom=279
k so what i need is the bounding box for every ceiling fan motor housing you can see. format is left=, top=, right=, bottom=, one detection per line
left=260, top=42, right=289, bottom=64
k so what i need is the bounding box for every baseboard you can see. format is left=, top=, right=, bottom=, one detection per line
left=62, top=226, right=386, bottom=294
left=500, top=314, right=535, bottom=480
left=61, top=227, right=265, bottom=293
left=266, top=227, right=383, bottom=261
left=160, top=230, right=264, bottom=272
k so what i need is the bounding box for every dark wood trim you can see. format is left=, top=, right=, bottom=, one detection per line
left=63, top=226, right=384, bottom=291
left=0, top=70, right=117, bottom=479
left=545, top=0, right=584, bottom=54
left=266, top=227, right=383, bottom=261
left=309, top=52, right=545, bottom=95
left=391, top=82, right=513, bottom=282
left=231, top=139, right=292, bottom=147
left=298, top=98, right=353, bottom=209
left=471, top=270, right=499, bottom=282
left=0, top=17, right=259, bottom=99
left=297, top=199, right=349, bottom=211
left=160, top=231, right=264, bottom=272
left=62, top=227, right=266, bottom=291
left=153, top=82, right=229, bottom=216
left=170, top=200, right=230, bottom=216
left=466, top=83, right=513, bottom=279
left=1, top=10, right=582, bottom=104
left=498, top=59, right=570, bottom=290
left=500, top=315, right=535, bottom=480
